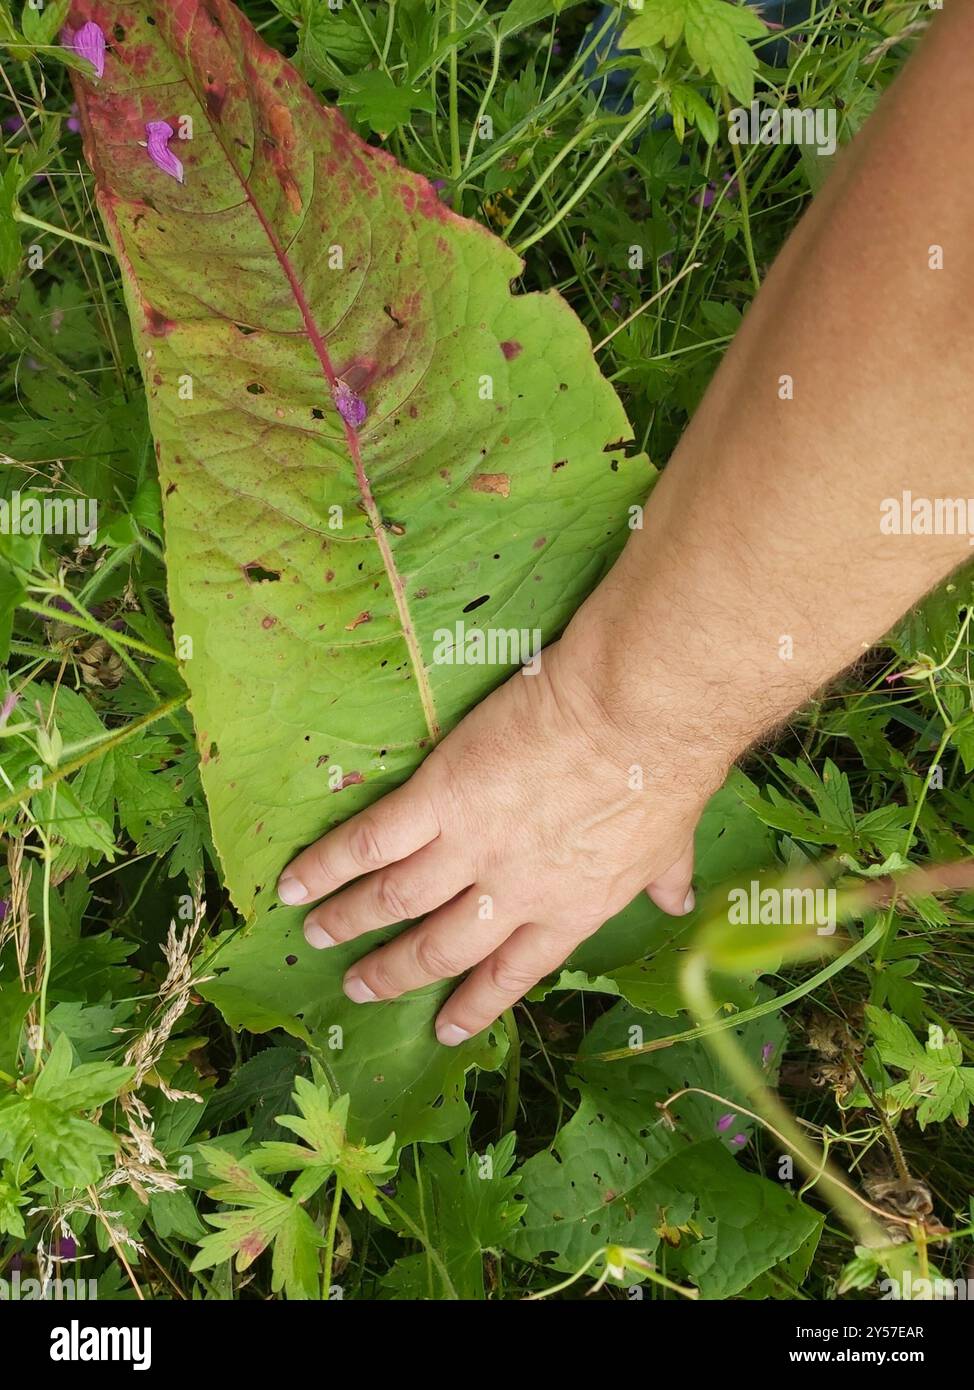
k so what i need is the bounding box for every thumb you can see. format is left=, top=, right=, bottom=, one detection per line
left=646, top=839, right=696, bottom=917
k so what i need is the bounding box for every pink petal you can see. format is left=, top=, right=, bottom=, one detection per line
left=62, top=21, right=106, bottom=79
left=145, top=121, right=184, bottom=183
left=333, top=380, right=367, bottom=429
left=716, top=1113, right=736, bottom=1133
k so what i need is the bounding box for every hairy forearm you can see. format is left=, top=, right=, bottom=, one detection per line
left=571, top=4, right=974, bottom=778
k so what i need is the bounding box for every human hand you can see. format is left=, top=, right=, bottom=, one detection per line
left=277, top=610, right=729, bottom=1045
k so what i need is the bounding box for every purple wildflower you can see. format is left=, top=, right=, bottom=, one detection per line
left=716, top=1113, right=736, bottom=1133
left=333, top=380, right=367, bottom=429
left=762, top=1041, right=776, bottom=1066
left=0, top=690, right=19, bottom=727
left=62, top=21, right=106, bottom=79
left=40, top=596, right=73, bottom=617
left=730, top=1133, right=748, bottom=1149
left=3, top=114, right=24, bottom=133
left=145, top=121, right=184, bottom=183
left=67, top=103, right=81, bottom=135
left=691, top=182, right=717, bottom=210
left=51, top=1235, right=78, bottom=1260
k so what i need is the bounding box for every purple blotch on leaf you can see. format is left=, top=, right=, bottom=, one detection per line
left=145, top=121, right=184, bottom=183
left=62, top=21, right=106, bottom=78
left=333, top=380, right=367, bottom=429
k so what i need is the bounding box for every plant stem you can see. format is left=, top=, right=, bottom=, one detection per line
left=321, top=1177, right=343, bottom=1299
left=13, top=208, right=113, bottom=255
left=499, top=1007, right=521, bottom=1135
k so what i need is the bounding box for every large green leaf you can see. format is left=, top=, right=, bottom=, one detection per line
left=505, top=1003, right=821, bottom=1296
left=72, top=0, right=651, bottom=1141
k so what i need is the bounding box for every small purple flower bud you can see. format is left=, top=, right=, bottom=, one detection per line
left=0, top=691, right=19, bottom=727
left=3, top=115, right=24, bottom=133
left=761, top=1041, right=776, bottom=1066
left=716, top=1113, right=736, bottom=1133
left=145, top=121, right=184, bottom=183
left=333, top=380, right=367, bottom=429
left=52, top=1236, right=78, bottom=1260
left=62, top=21, right=106, bottom=79
left=67, top=103, right=81, bottom=135
left=731, top=1133, right=748, bottom=1148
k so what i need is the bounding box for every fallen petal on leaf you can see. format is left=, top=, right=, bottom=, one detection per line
left=145, top=121, right=184, bottom=183
left=62, top=21, right=106, bottom=78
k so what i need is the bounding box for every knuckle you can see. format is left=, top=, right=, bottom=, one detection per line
left=414, top=933, right=460, bottom=980
left=317, top=903, right=354, bottom=941
left=349, top=817, right=385, bottom=871
left=366, top=956, right=399, bottom=998
left=374, top=872, right=411, bottom=922
left=485, top=954, right=537, bottom=997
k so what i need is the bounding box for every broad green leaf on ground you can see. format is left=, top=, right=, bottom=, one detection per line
left=504, top=1001, right=820, bottom=1296
left=649, top=1141, right=823, bottom=1299
left=382, top=1132, right=523, bottom=1299
left=73, top=0, right=651, bottom=1141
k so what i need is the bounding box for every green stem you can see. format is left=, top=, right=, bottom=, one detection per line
left=721, top=91, right=761, bottom=292
left=378, top=1191, right=458, bottom=1300
left=21, top=597, right=178, bottom=665
left=680, top=950, right=921, bottom=1279
left=589, top=919, right=885, bottom=1062
left=499, top=1007, right=521, bottom=1136
left=321, top=1177, right=343, bottom=1299
left=514, top=97, right=657, bottom=255
left=448, top=0, right=462, bottom=177
left=0, top=693, right=188, bottom=819
left=13, top=208, right=113, bottom=255
left=32, top=814, right=54, bottom=1073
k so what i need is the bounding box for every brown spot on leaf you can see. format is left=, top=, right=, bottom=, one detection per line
left=500, top=340, right=522, bottom=360
left=144, top=304, right=174, bottom=336
left=333, top=771, right=364, bottom=791
left=261, top=616, right=277, bottom=629
left=471, top=472, right=510, bottom=498
left=205, top=84, right=227, bottom=119
left=345, top=611, right=371, bottom=630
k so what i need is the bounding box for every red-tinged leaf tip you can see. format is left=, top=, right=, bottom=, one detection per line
left=145, top=120, right=184, bottom=183
left=62, top=20, right=106, bottom=78
left=334, top=380, right=367, bottom=428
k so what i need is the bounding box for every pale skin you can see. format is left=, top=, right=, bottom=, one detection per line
left=277, top=7, right=974, bottom=1045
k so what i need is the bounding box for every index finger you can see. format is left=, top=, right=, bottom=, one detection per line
left=277, top=779, right=439, bottom=906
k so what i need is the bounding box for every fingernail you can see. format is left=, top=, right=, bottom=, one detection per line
left=683, top=889, right=696, bottom=914
left=436, top=1021, right=471, bottom=1047
left=343, top=975, right=377, bottom=1004
left=304, top=921, right=336, bottom=949
left=277, top=874, right=307, bottom=905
